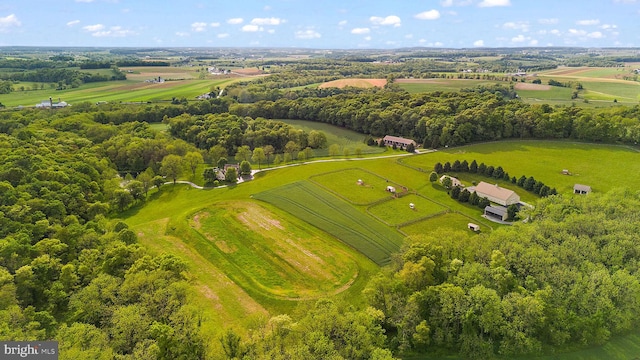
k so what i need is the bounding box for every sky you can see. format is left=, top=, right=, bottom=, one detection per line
left=0, top=0, right=639, bottom=49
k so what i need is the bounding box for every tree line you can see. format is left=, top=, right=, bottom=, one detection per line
left=227, top=88, right=640, bottom=147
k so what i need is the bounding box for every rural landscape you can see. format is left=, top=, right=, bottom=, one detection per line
left=2, top=3, right=640, bottom=359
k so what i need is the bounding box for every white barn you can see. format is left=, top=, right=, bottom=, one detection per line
left=472, top=182, right=520, bottom=206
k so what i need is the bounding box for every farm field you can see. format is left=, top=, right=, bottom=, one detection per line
left=310, top=168, right=402, bottom=205
left=253, top=180, right=404, bottom=266
left=188, top=201, right=360, bottom=299
left=318, top=78, right=386, bottom=88
left=400, top=211, right=490, bottom=236
left=1, top=71, right=246, bottom=107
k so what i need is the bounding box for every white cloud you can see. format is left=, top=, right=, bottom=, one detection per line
left=478, top=0, right=511, bottom=7
left=613, top=0, right=637, bottom=3
left=191, top=22, right=207, bottom=32
left=217, top=33, right=229, bottom=38
left=338, top=20, right=348, bottom=26
left=370, top=15, right=401, bottom=27
left=414, top=10, right=441, bottom=20
left=434, top=41, right=444, bottom=46
left=83, top=24, right=105, bottom=32
left=473, top=39, right=484, bottom=46
left=364, top=36, right=372, bottom=41
left=263, top=5, right=272, bottom=11
left=441, top=0, right=473, bottom=6
left=503, top=21, right=529, bottom=31
left=587, top=31, right=604, bottom=38
left=176, top=32, right=189, bottom=37
left=351, top=27, right=370, bottom=34
left=577, top=19, right=600, bottom=25
left=66, top=20, right=80, bottom=27
left=242, top=24, right=262, bottom=32
left=210, top=22, right=220, bottom=27
left=0, top=14, right=21, bottom=31
left=550, top=29, right=561, bottom=35
left=511, top=34, right=526, bottom=43
left=600, top=24, right=617, bottom=30
left=529, top=39, right=539, bottom=46
left=251, top=17, right=283, bottom=25
left=538, top=18, right=559, bottom=25
left=227, top=18, right=243, bottom=25
left=92, top=26, right=135, bottom=37
left=295, top=29, right=321, bottom=39
left=405, top=34, right=413, bottom=39
left=267, top=29, right=275, bottom=34
left=568, top=28, right=587, bottom=36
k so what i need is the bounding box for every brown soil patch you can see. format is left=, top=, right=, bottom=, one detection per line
left=515, top=82, right=552, bottom=91
left=319, top=78, right=387, bottom=89
left=232, top=68, right=264, bottom=75
left=191, top=211, right=209, bottom=230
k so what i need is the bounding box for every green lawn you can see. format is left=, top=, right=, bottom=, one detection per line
left=402, top=141, right=640, bottom=195
left=400, top=211, right=492, bottom=236
left=398, top=79, right=504, bottom=93
left=310, top=168, right=403, bottom=205
left=368, top=193, right=447, bottom=226
left=254, top=180, right=404, bottom=266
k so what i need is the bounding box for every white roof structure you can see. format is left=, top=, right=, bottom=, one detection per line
left=439, top=175, right=462, bottom=188
left=473, top=181, right=520, bottom=206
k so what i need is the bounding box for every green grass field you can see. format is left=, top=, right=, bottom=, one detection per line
left=403, top=140, right=640, bottom=194
left=188, top=201, right=359, bottom=299
left=398, top=79, right=502, bottom=93
left=310, top=168, right=402, bottom=205
left=400, top=211, right=490, bottom=236
left=368, top=193, right=447, bottom=226
left=278, top=119, right=386, bottom=156
left=254, top=180, right=404, bottom=266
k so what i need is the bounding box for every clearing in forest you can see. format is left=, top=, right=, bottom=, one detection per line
left=318, top=78, right=387, bottom=88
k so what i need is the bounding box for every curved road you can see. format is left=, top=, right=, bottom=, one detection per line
left=169, top=149, right=435, bottom=190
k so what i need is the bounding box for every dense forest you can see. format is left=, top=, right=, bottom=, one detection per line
left=0, top=113, right=206, bottom=358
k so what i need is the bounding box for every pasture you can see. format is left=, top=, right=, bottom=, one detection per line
left=254, top=180, right=404, bottom=266
left=310, top=168, right=402, bottom=205
left=368, top=193, right=447, bottom=227
left=396, top=78, right=501, bottom=93
left=400, top=211, right=490, bottom=236
left=402, top=140, right=640, bottom=194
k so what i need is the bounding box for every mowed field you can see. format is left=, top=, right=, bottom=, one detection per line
left=1, top=66, right=248, bottom=107
left=318, top=78, right=387, bottom=88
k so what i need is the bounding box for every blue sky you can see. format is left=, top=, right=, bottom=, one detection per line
left=1, top=0, right=639, bottom=48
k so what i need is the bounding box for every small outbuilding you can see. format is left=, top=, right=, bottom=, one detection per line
left=468, top=223, right=480, bottom=232
left=574, top=184, right=592, bottom=194
left=386, top=186, right=396, bottom=193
